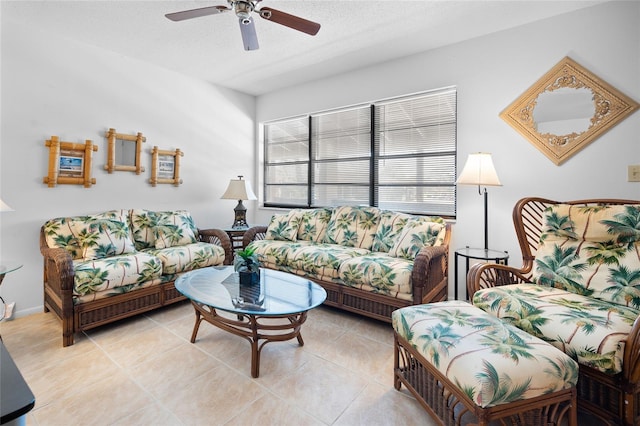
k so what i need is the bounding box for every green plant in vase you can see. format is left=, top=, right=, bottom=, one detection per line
left=234, top=246, right=260, bottom=285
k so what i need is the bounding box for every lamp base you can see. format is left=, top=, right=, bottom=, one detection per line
left=231, top=200, right=249, bottom=229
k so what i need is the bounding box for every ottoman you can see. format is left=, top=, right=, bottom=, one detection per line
left=392, top=301, right=579, bottom=426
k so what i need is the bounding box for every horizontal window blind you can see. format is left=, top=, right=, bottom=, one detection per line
left=263, top=86, right=457, bottom=217
left=374, top=88, right=457, bottom=216
left=311, top=106, right=371, bottom=206
left=264, top=116, right=309, bottom=206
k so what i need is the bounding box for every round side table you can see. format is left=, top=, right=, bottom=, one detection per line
left=454, top=247, right=508, bottom=300
left=0, top=262, right=23, bottom=321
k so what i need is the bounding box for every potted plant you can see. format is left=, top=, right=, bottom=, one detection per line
left=234, top=246, right=260, bottom=285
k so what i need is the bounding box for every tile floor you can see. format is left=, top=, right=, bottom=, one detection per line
left=2, top=302, right=607, bottom=425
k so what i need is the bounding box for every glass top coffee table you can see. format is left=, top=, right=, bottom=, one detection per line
left=175, top=266, right=327, bottom=378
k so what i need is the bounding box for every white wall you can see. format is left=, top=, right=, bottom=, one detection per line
left=0, top=17, right=256, bottom=317
left=255, top=1, right=640, bottom=299
left=2, top=2, right=638, bottom=317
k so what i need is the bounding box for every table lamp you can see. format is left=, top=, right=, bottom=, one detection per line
left=456, top=152, right=502, bottom=251
left=220, top=176, right=257, bottom=229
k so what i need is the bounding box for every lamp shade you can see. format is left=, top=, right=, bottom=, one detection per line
left=220, top=176, right=257, bottom=201
left=0, top=198, right=14, bottom=212
left=456, top=152, right=502, bottom=186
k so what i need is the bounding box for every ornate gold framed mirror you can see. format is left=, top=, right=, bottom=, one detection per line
left=500, top=57, right=639, bottom=165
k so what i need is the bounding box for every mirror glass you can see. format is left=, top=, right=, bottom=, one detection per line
left=116, top=139, right=136, bottom=166
left=533, top=87, right=595, bottom=135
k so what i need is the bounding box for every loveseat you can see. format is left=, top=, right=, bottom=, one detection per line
left=40, top=209, right=233, bottom=346
left=243, top=206, right=451, bottom=322
left=468, top=197, right=640, bottom=425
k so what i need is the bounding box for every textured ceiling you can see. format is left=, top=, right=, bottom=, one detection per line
left=2, top=1, right=604, bottom=95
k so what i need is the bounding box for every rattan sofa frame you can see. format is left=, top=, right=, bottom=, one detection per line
left=40, top=228, right=233, bottom=347
left=243, top=223, right=450, bottom=323
left=467, top=197, right=640, bottom=426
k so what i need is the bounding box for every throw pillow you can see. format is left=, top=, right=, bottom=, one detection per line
left=324, top=206, right=380, bottom=249
left=153, top=211, right=198, bottom=249
left=389, top=219, right=445, bottom=260
left=265, top=209, right=303, bottom=241
left=70, top=217, right=136, bottom=260
left=297, top=208, right=332, bottom=242
left=130, top=209, right=159, bottom=250
left=371, top=211, right=411, bottom=253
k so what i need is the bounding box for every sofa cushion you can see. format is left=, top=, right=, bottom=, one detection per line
left=370, top=211, right=412, bottom=253
left=130, top=209, right=158, bottom=250
left=286, top=243, right=370, bottom=279
left=43, top=209, right=132, bottom=260
left=73, top=252, right=163, bottom=296
left=393, top=301, right=579, bottom=408
left=265, top=209, right=304, bottom=241
left=339, top=253, right=414, bottom=301
left=70, top=217, right=136, bottom=260
left=533, top=203, right=640, bottom=308
left=297, top=208, right=332, bottom=242
left=43, top=217, right=83, bottom=259
left=389, top=219, right=446, bottom=260
left=144, top=242, right=225, bottom=275
left=324, top=206, right=380, bottom=249
left=473, top=283, right=639, bottom=375
left=130, top=209, right=198, bottom=250
left=249, top=239, right=311, bottom=270
left=153, top=211, right=199, bottom=249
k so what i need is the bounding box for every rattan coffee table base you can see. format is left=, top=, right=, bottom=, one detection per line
left=189, top=301, right=308, bottom=378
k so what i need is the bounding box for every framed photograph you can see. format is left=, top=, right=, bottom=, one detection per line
left=43, top=136, right=98, bottom=187
left=59, top=151, right=84, bottom=177
left=150, top=146, right=183, bottom=187
left=157, top=155, right=175, bottom=179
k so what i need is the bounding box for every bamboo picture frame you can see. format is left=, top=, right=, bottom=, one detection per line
left=104, top=128, right=146, bottom=174
left=150, top=146, right=183, bottom=187
left=43, top=136, right=98, bottom=188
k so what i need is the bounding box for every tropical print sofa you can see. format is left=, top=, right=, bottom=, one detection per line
left=468, top=197, right=640, bottom=426
left=243, top=205, right=451, bottom=322
left=40, top=209, right=232, bottom=346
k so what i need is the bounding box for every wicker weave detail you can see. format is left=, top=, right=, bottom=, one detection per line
left=76, top=292, right=162, bottom=328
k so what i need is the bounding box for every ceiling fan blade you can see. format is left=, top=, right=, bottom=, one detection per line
left=239, top=17, right=259, bottom=51
left=258, top=7, right=320, bottom=36
left=165, top=5, right=230, bottom=22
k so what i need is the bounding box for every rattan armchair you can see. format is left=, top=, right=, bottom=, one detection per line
left=467, top=197, right=640, bottom=426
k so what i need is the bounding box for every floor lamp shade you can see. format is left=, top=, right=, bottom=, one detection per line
left=456, top=153, right=502, bottom=250
left=220, top=176, right=257, bottom=229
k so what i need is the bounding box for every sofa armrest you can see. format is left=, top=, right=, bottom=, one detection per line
left=197, top=229, right=233, bottom=265
left=411, top=244, right=449, bottom=305
left=466, top=263, right=531, bottom=299
left=41, top=247, right=75, bottom=294
left=243, top=226, right=268, bottom=248
left=624, top=316, right=640, bottom=384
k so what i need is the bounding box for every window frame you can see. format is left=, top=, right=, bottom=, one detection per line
left=262, top=86, right=457, bottom=218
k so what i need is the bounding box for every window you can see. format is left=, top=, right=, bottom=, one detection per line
left=263, top=87, right=457, bottom=217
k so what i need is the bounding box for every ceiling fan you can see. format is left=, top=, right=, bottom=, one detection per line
left=165, top=0, right=321, bottom=51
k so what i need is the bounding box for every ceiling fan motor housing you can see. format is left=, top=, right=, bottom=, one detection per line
left=232, top=0, right=256, bottom=23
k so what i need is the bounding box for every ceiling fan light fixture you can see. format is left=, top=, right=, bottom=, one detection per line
left=233, top=1, right=254, bottom=20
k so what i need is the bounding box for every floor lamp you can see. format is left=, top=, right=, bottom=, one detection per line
left=456, top=153, right=502, bottom=251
